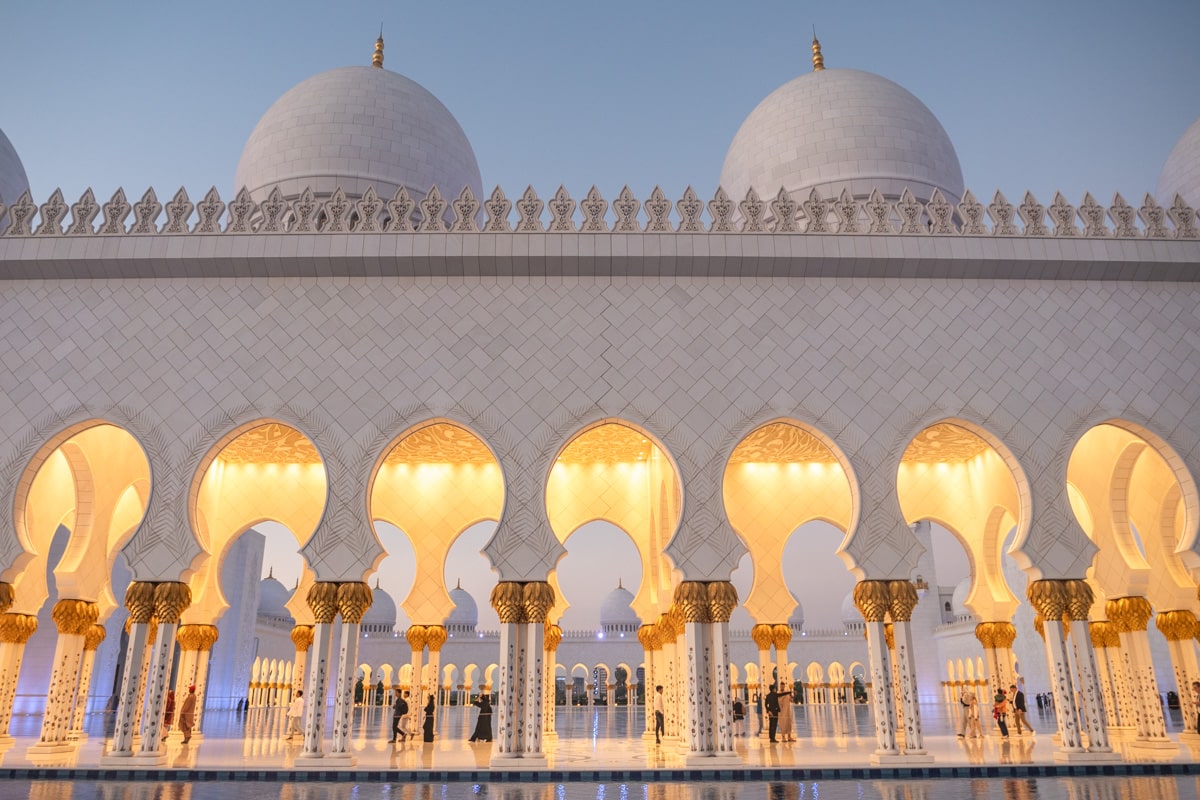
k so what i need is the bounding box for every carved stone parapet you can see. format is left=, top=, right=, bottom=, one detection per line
left=152, top=582, right=192, bottom=624
left=1027, top=579, right=1069, bottom=622
left=1106, top=596, right=1153, bottom=633
left=406, top=625, right=428, bottom=651
left=306, top=581, right=340, bottom=624
left=1155, top=610, right=1198, bottom=642
left=290, top=624, right=315, bottom=652
left=84, top=624, right=107, bottom=651
left=1063, top=579, right=1095, bottom=622
left=706, top=581, right=738, bottom=623
left=490, top=582, right=525, bottom=624
left=124, top=581, right=157, bottom=624
left=771, top=623, right=792, bottom=650
left=0, top=612, right=37, bottom=644
left=674, top=581, right=711, bottom=624
left=750, top=623, right=774, bottom=651
left=887, top=580, right=919, bottom=622
left=976, top=621, right=1016, bottom=649
left=0, top=582, right=13, bottom=615
left=425, top=625, right=447, bottom=653
left=51, top=599, right=99, bottom=635
left=853, top=580, right=891, bottom=622
left=544, top=622, right=563, bottom=652
left=521, top=582, right=555, bottom=623
left=637, top=624, right=659, bottom=651
left=336, top=581, right=373, bottom=624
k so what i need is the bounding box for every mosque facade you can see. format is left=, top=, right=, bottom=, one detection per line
left=0, top=33, right=1199, bottom=769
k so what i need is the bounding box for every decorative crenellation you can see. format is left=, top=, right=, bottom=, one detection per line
left=2, top=184, right=1197, bottom=239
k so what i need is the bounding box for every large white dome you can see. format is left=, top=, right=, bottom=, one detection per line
left=235, top=65, right=482, bottom=204
left=1157, top=117, right=1200, bottom=209
left=720, top=68, right=963, bottom=205
left=599, top=582, right=639, bottom=627
left=257, top=573, right=294, bottom=621
left=0, top=127, right=30, bottom=207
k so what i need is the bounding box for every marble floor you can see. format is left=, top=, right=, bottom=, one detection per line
left=1, top=702, right=1198, bottom=773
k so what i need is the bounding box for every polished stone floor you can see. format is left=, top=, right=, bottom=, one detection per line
left=1, top=701, right=1198, bottom=772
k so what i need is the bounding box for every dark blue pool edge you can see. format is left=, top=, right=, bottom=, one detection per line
left=3, top=762, right=1200, bottom=782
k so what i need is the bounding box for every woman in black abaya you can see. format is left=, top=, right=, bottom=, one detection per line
left=468, top=694, right=493, bottom=742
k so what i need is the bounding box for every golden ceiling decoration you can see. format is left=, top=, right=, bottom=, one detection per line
left=217, top=423, right=322, bottom=465
left=902, top=423, right=991, bottom=464
left=555, top=424, right=657, bottom=465
left=382, top=423, right=496, bottom=465
left=727, top=423, right=836, bottom=464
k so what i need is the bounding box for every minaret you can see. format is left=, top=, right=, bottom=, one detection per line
left=372, top=29, right=385, bottom=68
left=811, top=29, right=825, bottom=72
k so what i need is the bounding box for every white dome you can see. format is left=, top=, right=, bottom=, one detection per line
left=951, top=577, right=972, bottom=617
left=362, top=583, right=397, bottom=626
left=257, top=574, right=293, bottom=620
left=235, top=66, right=482, bottom=204
left=720, top=68, right=963, bottom=205
left=840, top=592, right=861, bottom=624
left=1157, top=118, right=1200, bottom=209
left=446, top=584, right=478, bottom=627
left=787, top=602, right=805, bottom=630
left=0, top=127, right=30, bottom=206
left=599, top=583, right=639, bottom=625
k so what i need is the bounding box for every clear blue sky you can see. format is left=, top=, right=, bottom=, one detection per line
left=4, top=0, right=1199, bottom=207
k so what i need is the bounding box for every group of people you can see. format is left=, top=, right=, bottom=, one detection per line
left=160, top=686, right=198, bottom=744
left=282, top=688, right=492, bottom=745
left=957, top=684, right=1029, bottom=739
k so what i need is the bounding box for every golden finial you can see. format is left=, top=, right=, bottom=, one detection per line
left=373, top=26, right=385, bottom=68
left=812, top=27, right=825, bottom=72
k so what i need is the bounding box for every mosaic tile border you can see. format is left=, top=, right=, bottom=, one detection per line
left=2, top=763, right=1199, bottom=783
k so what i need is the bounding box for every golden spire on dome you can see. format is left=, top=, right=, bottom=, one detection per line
left=372, top=27, right=385, bottom=68
left=811, top=27, right=825, bottom=72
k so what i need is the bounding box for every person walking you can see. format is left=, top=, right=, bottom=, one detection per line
left=285, top=690, right=305, bottom=739
left=965, top=691, right=983, bottom=739
left=956, top=688, right=970, bottom=737
left=468, top=694, right=493, bottom=742
left=732, top=697, right=746, bottom=736
left=389, top=690, right=409, bottom=742
left=422, top=694, right=436, bottom=742
left=653, top=685, right=665, bottom=744
left=1009, top=684, right=1030, bottom=734
left=163, top=689, right=176, bottom=738
left=777, top=684, right=795, bottom=743
left=178, top=685, right=198, bottom=744
left=993, top=687, right=1010, bottom=738
left=765, top=684, right=781, bottom=743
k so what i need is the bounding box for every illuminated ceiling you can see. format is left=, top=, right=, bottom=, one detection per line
left=217, top=423, right=321, bottom=465
left=382, top=423, right=496, bottom=465
left=902, top=423, right=991, bottom=464
left=555, top=424, right=658, bottom=465
left=728, top=423, right=836, bottom=464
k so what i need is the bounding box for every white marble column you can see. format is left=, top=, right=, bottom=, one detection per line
left=69, top=624, right=106, bottom=740
left=103, top=581, right=156, bottom=759
left=888, top=580, right=926, bottom=756
left=772, top=624, right=791, bottom=698
left=1156, top=611, right=1200, bottom=735
left=31, top=600, right=99, bottom=753
left=1029, top=581, right=1083, bottom=754
left=491, top=582, right=525, bottom=764
left=136, top=582, right=190, bottom=760
left=854, top=581, right=898, bottom=760
left=543, top=623, right=561, bottom=738
left=710, top=608, right=735, bottom=758
left=291, top=625, right=314, bottom=697
left=330, top=582, right=371, bottom=761
left=1108, top=596, right=1171, bottom=748
left=426, top=625, right=447, bottom=740
left=659, top=618, right=680, bottom=741
left=0, top=613, right=37, bottom=742
left=519, top=583, right=552, bottom=763
left=406, top=625, right=426, bottom=728
left=751, top=624, right=773, bottom=739
left=298, top=582, right=339, bottom=763
left=680, top=586, right=713, bottom=758
left=191, top=627, right=218, bottom=735
left=1089, top=625, right=1121, bottom=728
left=637, top=625, right=658, bottom=739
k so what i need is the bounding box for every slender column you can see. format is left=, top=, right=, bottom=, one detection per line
left=298, top=582, right=339, bottom=761
left=708, top=581, right=738, bottom=759
left=677, top=582, right=713, bottom=756
left=854, top=580, right=898, bottom=758
left=425, top=625, right=447, bottom=739
left=32, top=599, right=100, bottom=751
left=106, top=581, right=156, bottom=756
left=1089, top=623, right=1121, bottom=727
left=1028, top=580, right=1083, bottom=751
left=173, top=624, right=203, bottom=731
left=406, top=624, right=427, bottom=732
left=0, top=612, right=38, bottom=740
left=543, top=622, right=562, bottom=738
left=1156, top=610, right=1199, bottom=735
left=751, top=624, right=773, bottom=739
left=329, top=582, right=371, bottom=758
left=657, top=613, right=681, bottom=740
left=772, top=624, right=792, bottom=692
left=1064, top=580, right=1110, bottom=752
left=888, top=580, right=925, bottom=754
left=491, top=581, right=525, bottom=762
left=637, top=624, right=659, bottom=739
left=69, top=624, right=107, bottom=740
left=290, top=625, right=314, bottom=696
left=521, top=583, right=552, bottom=760
left=1108, top=596, right=1169, bottom=744
left=975, top=622, right=1017, bottom=692
left=190, top=625, right=218, bottom=734
left=137, top=582, right=190, bottom=756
